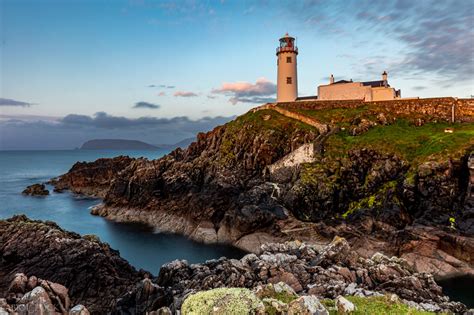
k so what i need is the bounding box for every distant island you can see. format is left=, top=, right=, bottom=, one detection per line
left=80, top=139, right=158, bottom=150
left=79, top=137, right=195, bottom=150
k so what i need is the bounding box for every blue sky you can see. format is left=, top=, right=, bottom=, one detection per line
left=1, top=0, right=473, bottom=149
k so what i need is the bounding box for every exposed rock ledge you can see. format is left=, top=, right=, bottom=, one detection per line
left=115, top=237, right=468, bottom=314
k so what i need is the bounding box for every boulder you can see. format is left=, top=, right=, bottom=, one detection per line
left=181, top=288, right=265, bottom=315
left=336, top=295, right=356, bottom=314
left=22, top=183, right=49, bottom=196
left=288, top=295, right=329, bottom=315
left=69, top=304, right=90, bottom=315
left=18, top=287, right=56, bottom=315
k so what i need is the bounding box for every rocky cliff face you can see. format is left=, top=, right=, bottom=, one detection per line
left=51, top=107, right=474, bottom=277
left=0, top=215, right=143, bottom=314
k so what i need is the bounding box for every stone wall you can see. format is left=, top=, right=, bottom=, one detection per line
left=267, top=143, right=315, bottom=175
left=252, top=104, right=328, bottom=134
left=275, top=97, right=474, bottom=123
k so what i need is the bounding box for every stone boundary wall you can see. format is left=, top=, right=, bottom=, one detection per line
left=252, top=104, right=329, bottom=134
left=274, top=97, right=474, bottom=123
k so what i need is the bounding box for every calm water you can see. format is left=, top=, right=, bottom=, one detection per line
left=0, top=150, right=245, bottom=275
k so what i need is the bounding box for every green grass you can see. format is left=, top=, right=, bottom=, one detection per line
left=218, top=109, right=317, bottom=164
left=292, top=106, right=371, bottom=125
left=325, top=119, right=474, bottom=163
left=321, top=296, right=438, bottom=315
left=229, top=109, right=318, bottom=132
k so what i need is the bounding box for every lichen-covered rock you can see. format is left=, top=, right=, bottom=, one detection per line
left=288, top=295, right=329, bottom=315
left=336, top=295, right=356, bottom=314
left=22, top=183, right=49, bottom=196
left=253, top=282, right=298, bottom=303
left=181, top=288, right=265, bottom=315
left=69, top=304, right=90, bottom=315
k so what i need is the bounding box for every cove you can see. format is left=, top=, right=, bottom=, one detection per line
left=0, top=150, right=246, bottom=274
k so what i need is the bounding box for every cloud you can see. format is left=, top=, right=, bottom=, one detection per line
left=174, top=91, right=198, bottom=97
left=59, top=112, right=232, bottom=131
left=148, top=84, right=175, bottom=88
left=212, top=77, right=276, bottom=104
left=285, top=1, right=474, bottom=82
left=0, top=98, right=34, bottom=107
left=0, top=112, right=235, bottom=149
left=158, top=92, right=166, bottom=96
left=412, top=86, right=427, bottom=91
left=132, top=101, right=160, bottom=109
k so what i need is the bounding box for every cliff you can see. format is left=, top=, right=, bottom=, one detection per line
left=51, top=98, right=474, bottom=277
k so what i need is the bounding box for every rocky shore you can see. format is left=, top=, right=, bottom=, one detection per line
left=0, top=215, right=143, bottom=314
left=0, top=216, right=469, bottom=314
left=48, top=106, right=474, bottom=279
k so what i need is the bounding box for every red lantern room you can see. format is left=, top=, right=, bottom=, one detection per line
left=276, top=33, right=298, bottom=55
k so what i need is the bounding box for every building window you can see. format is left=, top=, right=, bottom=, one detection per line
left=286, top=56, right=292, bottom=63
left=286, top=77, right=292, bottom=84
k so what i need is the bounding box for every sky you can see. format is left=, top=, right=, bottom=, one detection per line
left=1, top=0, right=473, bottom=149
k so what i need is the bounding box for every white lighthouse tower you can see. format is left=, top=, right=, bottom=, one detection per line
left=276, top=33, right=298, bottom=102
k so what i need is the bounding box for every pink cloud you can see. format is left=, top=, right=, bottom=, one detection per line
left=211, top=77, right=276, bottom=104
left=174, top=91, right=198, bottom=97
left=158, top=92, right=166, bottom=96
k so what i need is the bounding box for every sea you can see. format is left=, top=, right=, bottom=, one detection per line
left=0, top=150, right=472, bottom=307
left=0, top=150, right=245, bottom=275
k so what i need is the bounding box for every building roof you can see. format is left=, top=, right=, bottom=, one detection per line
left=333, top=80, right=352, bottom=84
left=296, top=95, right=318, bottom=101
left=362, top=80, right=389, bottom=87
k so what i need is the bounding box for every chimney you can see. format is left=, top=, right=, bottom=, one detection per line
left=330, top=74, right=334, bottom=84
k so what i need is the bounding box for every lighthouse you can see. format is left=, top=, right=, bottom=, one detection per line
left=276, top=33, right=298, bottom=102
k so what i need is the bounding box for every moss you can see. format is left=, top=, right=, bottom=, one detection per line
left=320, top=295, right=438, bottom=315
left=449, top=217, right=456, bottom=230
left=343, top=181, right=399, bottom=219
left=181, top=288, right=264, bottom=315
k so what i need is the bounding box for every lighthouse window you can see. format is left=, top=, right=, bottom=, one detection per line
left=286, top=77, right=292, bottom=84
left=286, top=56, right=292, bottom=63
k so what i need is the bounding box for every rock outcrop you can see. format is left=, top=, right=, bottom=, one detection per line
left=22, top=183, right=49, bottom=196
left=113, top=238, right=467, bottom=314
left=1, top=273, right=90, bottom=315
left=0, top=215, right=144, bottom=314
left=50, top=156, right=134, bottom=198
left=50, top=106, right=474, bottom=277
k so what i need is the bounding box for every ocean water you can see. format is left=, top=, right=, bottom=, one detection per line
left=0, top=150, right=245, bottom=275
